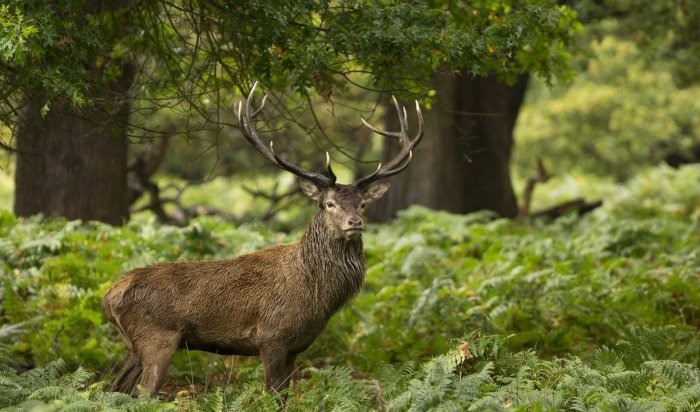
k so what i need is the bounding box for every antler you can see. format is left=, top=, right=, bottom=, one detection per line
left=353, top=96, right=424, bottom=188
left=235, top=82, right=336, bottom=188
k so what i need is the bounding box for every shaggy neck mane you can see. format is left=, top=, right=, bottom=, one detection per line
left=299, top=212, right=365, bottom=313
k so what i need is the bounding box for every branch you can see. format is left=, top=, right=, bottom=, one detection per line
left=518, top=158, right=551, bottom=217
left=242, top=182, right=300, bottom=221
left=518, top=157, right=603, bottom=219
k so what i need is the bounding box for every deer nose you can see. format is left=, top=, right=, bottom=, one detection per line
left=348, top=216, right=363, bottom=229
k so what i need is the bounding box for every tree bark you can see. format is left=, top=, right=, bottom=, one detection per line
left=367, top=70, right=529, bottom=221
left=14, top=65, right=134, bottom=225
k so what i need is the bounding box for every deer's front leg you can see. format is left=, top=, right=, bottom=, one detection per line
left=260, top=346, right=294, bottom=395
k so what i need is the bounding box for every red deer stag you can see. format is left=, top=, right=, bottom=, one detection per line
left=102, top=83, right=424, bottom=397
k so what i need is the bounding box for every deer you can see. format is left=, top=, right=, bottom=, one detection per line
left=101, top=83, right=424, bottom=398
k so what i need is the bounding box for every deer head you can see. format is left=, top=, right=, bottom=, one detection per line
left=235, top=82, right=423, bottom=240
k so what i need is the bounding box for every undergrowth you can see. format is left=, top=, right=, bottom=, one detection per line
left=2, top=331, right=700, bottom=411
left=0, top=164, right=699, bottom=410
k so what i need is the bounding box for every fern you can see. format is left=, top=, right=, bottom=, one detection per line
left=0, top=352, right=168, bottom=410
left=497, top=365, right=537, bottom=404
left=672, top=384, right=700, bottom=411
left=616, top=326, right=676, bottom=369
left=593, top=346, right=626, bottom=375
left=388, top=389, right=414, bottom=412
left=605, top=370, right=654, bottom=397
left=676, top=336, right=700, bottom=366
left=199, top=386, right=225, bottom=412
left=218, top=381, right=277, bottom=412
left=409, top=277, right=453, bottom=325
left=408, top=356, right=454, bottom=411
left=431, top=399, right=463, bottom=412
left=642, top=360, right=699, bottom=388
left=466, top=397, right=507, bottom=411
left=452, top=362, right=494, bottom=405
left=374, top=361, right=419, bottom=409
left=2, top=332, right=700, bottom=410
left=302, top=366, right=368, bottom=411
left=386, top=356, right=456, bottom=411
left=567, top=396, right=588, bottom=412
left=2, top=283, right=26, bottom=324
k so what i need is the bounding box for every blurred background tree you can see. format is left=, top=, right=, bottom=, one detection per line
left=1, top=0, right=698, bottom=225
left=514, top=0, right=700, bottom=182
left=515, top=30, right=700, bottom=181
left=1, top=2, right=136, bottom=224
left=367, top=2, right=580, bottom=220
left=0, top=1, right=580, bottom=224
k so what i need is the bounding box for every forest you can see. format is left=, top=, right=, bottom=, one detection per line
left=1, top=1, right=699, bottom=410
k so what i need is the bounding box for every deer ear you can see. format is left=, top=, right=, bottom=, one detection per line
left=299, top=179, right=322, bottom=201
left=363, top=182, right=390, bottom=203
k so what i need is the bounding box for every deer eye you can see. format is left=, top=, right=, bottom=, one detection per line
left=326, top=201, right=335, bottom=209
left=360, top=202, right=366, bottom=209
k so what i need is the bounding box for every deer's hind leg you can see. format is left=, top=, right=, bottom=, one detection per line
left=112, top=351, right=142, bottom=394
left=107, top=306, right=143, bottom=394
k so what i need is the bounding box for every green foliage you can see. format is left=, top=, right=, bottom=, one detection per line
left=572, top=0, right=700, bottom=86
left=320, top=1, right=581, bottom=91
left=372, top=331, right=700, bottom=411
left=603, top=165, right=700, bottom=220
left=1, top=1, right=581, bottom=137
left=2, top=333, right=699, bottom=411
left=515, top=31, right=700, bottom=180
left=1, top=164, right=699, bottom=409
left=0, top=349, right=166, bottom=410
left=0, top=5, right=38, bottom=64
left=0, top=1, right=133, bottom=109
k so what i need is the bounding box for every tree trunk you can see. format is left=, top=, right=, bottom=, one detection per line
left=14, top=65, right=134, bottom=225
left=367, top=70, right=529, bottom=221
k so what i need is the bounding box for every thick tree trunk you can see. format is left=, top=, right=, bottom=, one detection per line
left=14, top=66, right=134, bottom=225
left=367, top=70, right=529, bottom=221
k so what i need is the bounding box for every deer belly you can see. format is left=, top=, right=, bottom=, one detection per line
left=180, top=326, right=260, bottom=356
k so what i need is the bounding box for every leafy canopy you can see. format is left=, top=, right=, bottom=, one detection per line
left=0, top=0, right=580, bottom=121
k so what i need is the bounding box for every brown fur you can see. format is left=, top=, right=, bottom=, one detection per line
left=101, top=182, right=390, bottom=397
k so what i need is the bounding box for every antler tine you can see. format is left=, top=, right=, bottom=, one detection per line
left=325, top=152, right=337, bottom=183
left=353, top=97, right=425, bottom=188
left=251, top=94, right=268, bottom=118
left=393, top=96, right=410, bottom=144
left=383, top=150, right=413, bottom=177
left=236, top=82, right=336, bottom=188
left=237, top=82, right=276, bottom=165
left=354, top=162, right=383, bottom=187
left=360, top=118, right=403, bottom=139
left=266, top=142, right=336, bottom=187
